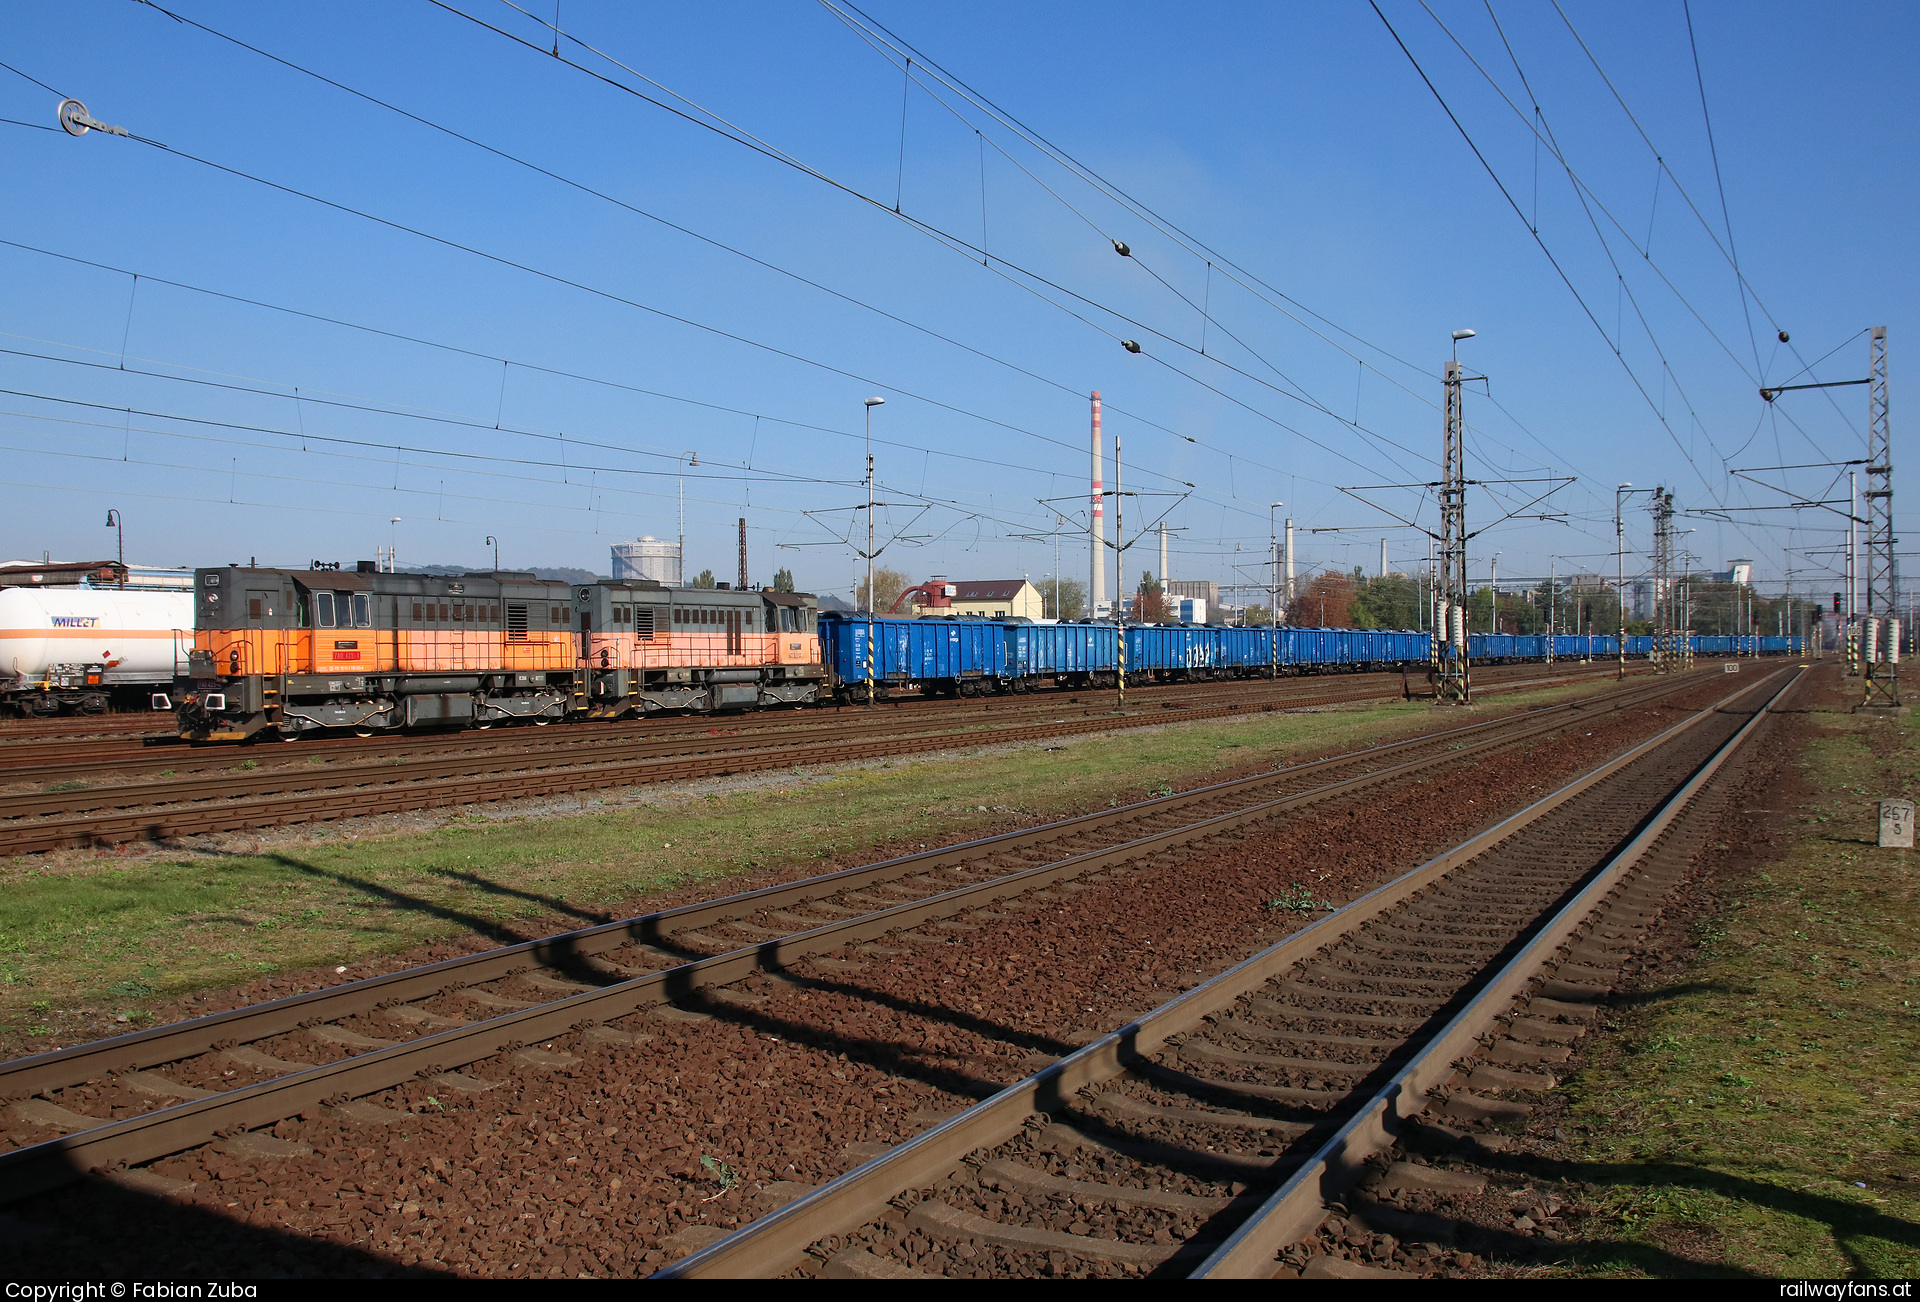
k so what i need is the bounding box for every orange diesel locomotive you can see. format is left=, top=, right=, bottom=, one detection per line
left=174, top=563, right=824, bottom=740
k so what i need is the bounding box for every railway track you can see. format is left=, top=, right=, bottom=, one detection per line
left=0, top=713, right=170, bottom=743
left=0, top=662, right=1644, bottom=857
left=0, top=660, right=1625, bottom=768
left=655, top=665, right=1797, bottom=1280
left=0, top=669, right=1703, bottom=1204
left=0, top=670, right=1425, bottom=773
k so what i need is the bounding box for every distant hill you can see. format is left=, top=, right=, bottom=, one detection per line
left=401, top=564, right=605, bottom=583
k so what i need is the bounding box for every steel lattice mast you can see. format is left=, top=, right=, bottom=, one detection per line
left=1865, top=327, right=1901, bottom=706
left=1436, top=358, right=1471, bottom=703
left=1650, top=487, right=1679, bottom=672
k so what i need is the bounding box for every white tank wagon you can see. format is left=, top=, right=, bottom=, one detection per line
left=0, top=587, right=194, bottom=714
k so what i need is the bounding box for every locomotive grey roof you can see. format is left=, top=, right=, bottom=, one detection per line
left=291, top=571, right=372, bottom=591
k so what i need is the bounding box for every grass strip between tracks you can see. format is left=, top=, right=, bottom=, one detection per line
left=0, top=675, right=1642, bottom=1048
left=1553, top=689, right=1920, bottom=1278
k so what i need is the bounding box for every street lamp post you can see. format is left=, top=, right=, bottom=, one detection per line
left=103, top=509, right=123, bottom=570
left=862, top=397, right=885, bottom=704
left=485, top=535, right=499, bottom=572
left=1548, top=557, right=1557, bottom=665
left=1490, top=552, right=1501, bottom=633
left=677, top=452, right=699, bottom=587
left=863, top=399, right=885, bottom=613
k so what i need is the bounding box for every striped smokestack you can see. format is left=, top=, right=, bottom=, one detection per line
left=1091, top=391, right=1105, bottom=618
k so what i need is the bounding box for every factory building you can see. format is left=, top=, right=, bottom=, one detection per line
left=894, top=578, right=1043, bottom=620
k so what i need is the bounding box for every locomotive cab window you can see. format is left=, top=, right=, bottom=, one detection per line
left=352, top=593, right=371, bottom=627
left=315, top=591, right=336, bottom=628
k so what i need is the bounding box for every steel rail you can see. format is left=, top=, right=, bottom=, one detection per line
left=1190, top=666, right=1801, bottom=1276
left=0, top=667, right=1652, bottom=856
left=0, top=661, right=1642, bottom=771
left=2, top=667, right=1347, bottom=763
left=654, top=668, right=1790, bottom=1279
left=0, top=674, right=1683, bottom=1102
left=0, top=661, right=1630, bottom=776
left=0, top=675, right=1699, bottom=1201
left=0, top=679, right=1395, bottom=785
left=0, top=679, right=1231, bottom=771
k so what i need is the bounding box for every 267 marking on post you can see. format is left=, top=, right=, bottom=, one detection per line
left=1878, top=798, right=1914, bottom=848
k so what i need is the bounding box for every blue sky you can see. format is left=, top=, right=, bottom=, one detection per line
left=1, top=1, right=1912, bottom=606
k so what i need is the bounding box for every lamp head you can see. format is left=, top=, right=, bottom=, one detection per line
left=864, top=396, right=886, bottom=408
left=1451, top=328, right=1476, bottom=341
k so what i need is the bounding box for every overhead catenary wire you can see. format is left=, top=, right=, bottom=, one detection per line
left=421, top=1, right=1436, bottom=490
left=10, top=16, right=1753, bottom=580
left=820, top=18, right=1435, bottom=474
left=1679, top=0, right=1763, bottom=385
left=1545, top=1, right=1860, bottom=438
left=110, top=3, right=1245, bottom=463
left=1434, top=4, right=1764, bottom=390
left=821, top=0, right=1615, bottom=504
left=1455, top=4, right=1841, bottom=552
left=29, top=14, right=1566, bottom=543
left=0, top=392, right=1056, bottom=558
left=5, top=48, right=1235, bottom=497
left=3, top=79, right=1313, bottom=530
left=1368, top=0, right=1766, bottom=536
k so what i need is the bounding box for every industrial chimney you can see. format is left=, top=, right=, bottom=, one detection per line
left=1091, top=391, right=1105, bottom=618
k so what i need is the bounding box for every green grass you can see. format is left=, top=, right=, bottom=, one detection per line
left=0, top=678, right=1614, bottom=1031
left=1559, top=703, right=1920, bottom=1278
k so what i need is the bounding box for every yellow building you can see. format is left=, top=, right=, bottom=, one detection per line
left=900, top=578, right=1043, bottom=620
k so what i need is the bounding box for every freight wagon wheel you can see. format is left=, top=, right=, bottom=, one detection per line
left=532, top=716, right=552, bottom=726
